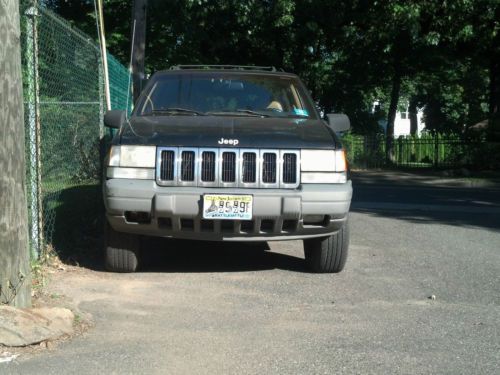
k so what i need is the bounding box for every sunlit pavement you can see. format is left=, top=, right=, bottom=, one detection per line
left=5, top=173, right=499, bottom=375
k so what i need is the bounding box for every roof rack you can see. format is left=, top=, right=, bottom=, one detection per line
left=169, top=65, right=278, bottom=72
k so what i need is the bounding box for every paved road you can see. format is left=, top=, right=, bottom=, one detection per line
left=5, top=174, right=500, bottom=374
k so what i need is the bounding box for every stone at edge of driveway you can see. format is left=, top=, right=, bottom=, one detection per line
left=0, top=306, right=74, bottom=347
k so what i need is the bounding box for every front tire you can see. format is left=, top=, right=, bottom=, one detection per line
left=303, top=220, right=350, bottom=273
left=104, top=222, right=141, bottom=272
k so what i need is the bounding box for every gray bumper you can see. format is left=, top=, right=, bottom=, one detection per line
left=104, top=179, right=352, bottom=241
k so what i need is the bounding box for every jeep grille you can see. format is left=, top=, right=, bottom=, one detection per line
left=156, top=147, right=300, bottom=188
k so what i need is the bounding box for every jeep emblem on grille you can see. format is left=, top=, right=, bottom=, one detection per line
left=218, top=137, right=239, bottom=146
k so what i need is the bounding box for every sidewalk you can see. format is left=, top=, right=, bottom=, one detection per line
left=351, top=169, right=500, bottom=189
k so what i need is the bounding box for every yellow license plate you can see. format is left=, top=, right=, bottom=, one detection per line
left=202, top=195, right=253, bottom=220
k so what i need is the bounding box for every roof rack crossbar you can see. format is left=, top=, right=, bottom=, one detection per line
left=170, top=65, right=277, bottom=72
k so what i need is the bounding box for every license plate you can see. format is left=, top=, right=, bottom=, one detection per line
left=202, top=194, right=253, bottom=220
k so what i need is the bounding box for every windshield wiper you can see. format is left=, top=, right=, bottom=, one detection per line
left=206, top=109, right=270, bottom=118
left=150, top=108, right=205, bottom=116
left=235, top=109, right=271, bottom=117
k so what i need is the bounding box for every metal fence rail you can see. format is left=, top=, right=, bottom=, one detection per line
left=20, top=2, right=130, bottom=258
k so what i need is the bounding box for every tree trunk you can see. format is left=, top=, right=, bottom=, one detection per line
left=386, top=71, right=401, bottom=162
left=0, top=0, right=32, bottom=307
left=409, top=97, right=418, bottom=136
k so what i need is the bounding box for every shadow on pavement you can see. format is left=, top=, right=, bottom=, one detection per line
left=351, top=169, right=500, bottom=189
left=140, top=237, right=308, bottom=273
left=351, top=206, right=500, bottom=232
left=352, top=171, right=500, bottom=232
left=51, top=184, right=104, bottom=269
left=51, top=186, right=308, bottom=273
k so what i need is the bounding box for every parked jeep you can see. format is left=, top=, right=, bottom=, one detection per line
left=103, top=65, right=352, bottom=273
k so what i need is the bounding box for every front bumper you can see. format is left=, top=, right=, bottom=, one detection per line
left=104, top=179, right=352, bottom=241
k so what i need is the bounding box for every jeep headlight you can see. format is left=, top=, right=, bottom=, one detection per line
left=108, top=145, right=156, bottom=167
left=107, top=145, right=156, bottom=179
left=301, top=149, right=347, bottom=183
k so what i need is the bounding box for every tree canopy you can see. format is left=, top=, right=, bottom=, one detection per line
left=47, top=0, right=500, bottom=138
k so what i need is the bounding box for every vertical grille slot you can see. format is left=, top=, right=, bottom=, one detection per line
left=160, top=150, right=175, bottom=181
left=282, top=153, right=297, bottom=183
left=242, top=152, right=256, bottom=183
left=180, top=151, right=195, bottom=181
left=262, top=153, right=277, bottom=183
left=201, top=151, right=216, bottom=182
left=222, top=152, right=236, bottom=182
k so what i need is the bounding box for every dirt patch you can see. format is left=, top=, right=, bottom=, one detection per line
left=0, top=261, right=94, bottom=359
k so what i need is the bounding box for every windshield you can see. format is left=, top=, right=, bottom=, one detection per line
left=134, top=73, right=317, bottom=119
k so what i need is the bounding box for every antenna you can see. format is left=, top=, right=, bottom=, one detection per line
left=125, top=19, right=136, bottom=120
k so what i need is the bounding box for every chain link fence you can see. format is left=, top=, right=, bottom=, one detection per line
left=20, top=2, right=130, bottom=259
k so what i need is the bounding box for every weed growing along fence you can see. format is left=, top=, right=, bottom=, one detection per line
left=20, top=2, right=130, bottom=259
left=341, top=133, right=499, bottom=170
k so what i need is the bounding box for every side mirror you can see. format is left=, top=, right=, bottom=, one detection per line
left=327, top=113, right=350, bottom=132
left=104, top=110, right=126, bottom=129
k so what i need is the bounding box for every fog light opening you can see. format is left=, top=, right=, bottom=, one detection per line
left=158, top=217, right=172, bottom=229
left=125, top=211, right=151, bottom=224
left=303, top=215, right=329, bottom=227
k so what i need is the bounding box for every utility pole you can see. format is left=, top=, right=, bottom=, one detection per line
left=0, top=0, right=32, bottom=307
left=131, top=0, right=147, bottom=104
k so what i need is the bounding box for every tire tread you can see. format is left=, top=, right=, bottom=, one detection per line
left=303, top=219, right=349, bottom=273
left=104, top=222, right=140, bottom=272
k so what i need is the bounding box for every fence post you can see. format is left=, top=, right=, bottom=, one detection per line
left=98, top=55, right=105, bottom=139
left=433, top=133, right=439, bottom=168
left=25, top=6, right=43, bottom=258
left=362, top=135, right=367, bottom=169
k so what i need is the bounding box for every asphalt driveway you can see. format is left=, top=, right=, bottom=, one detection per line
left=4, top=172, right=499, bottom=374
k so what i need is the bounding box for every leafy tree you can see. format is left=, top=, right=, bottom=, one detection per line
left=45, top=0, right=499, bottom=142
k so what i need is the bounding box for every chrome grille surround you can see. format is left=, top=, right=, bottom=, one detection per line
left=156, top=147, right=300, bottom=188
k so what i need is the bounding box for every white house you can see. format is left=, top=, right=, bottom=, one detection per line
left=373, top=101, right=426, bottom=136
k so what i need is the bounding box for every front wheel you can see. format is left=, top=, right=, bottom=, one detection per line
left=303, top=220, right=350, bottom=273
left=104, top=222, right=141, bottom=272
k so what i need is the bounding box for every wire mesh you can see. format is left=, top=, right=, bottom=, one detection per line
left=108, top=52, right=131, bottom=112
left=20, top=2, right=130, bottom=257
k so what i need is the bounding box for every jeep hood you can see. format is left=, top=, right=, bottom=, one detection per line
left=119, top=116, right=339, bottom=149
